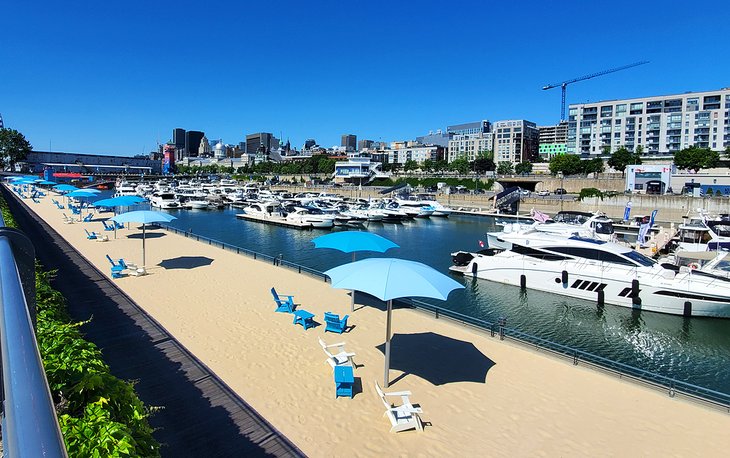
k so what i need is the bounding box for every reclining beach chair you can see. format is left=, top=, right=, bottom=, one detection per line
left=271, top=287, right=297, bottom=313
left=318, top=338, right=355, bottom=370
left=324, top=312, right=349, bottom=334
left=115, top=220, right=125, bottom=229
left=82, top=213, right=94, bottom=222
left=375, top=382, right=423, bottom=433
left=101, top=220, right=115, bottom=231
left=106, top=254, right=126, bottom=278
left=62, top=213, right=75, bottom=224
left=84, top=228, right=97, bottom=240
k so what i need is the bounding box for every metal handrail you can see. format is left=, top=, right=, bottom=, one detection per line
left=161, top=225, right=730, bottom=410
left=0, top=213, right=68, bottom=457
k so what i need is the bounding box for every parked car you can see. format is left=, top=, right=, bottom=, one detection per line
left=520, top=189, right=531, bottom=196
left=537, top=190, right=550, bottom=197
left=554, top=188, right=567, bottom=195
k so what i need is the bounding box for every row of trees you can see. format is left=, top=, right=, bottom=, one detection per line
left=0, top=128, right=33, bottom=170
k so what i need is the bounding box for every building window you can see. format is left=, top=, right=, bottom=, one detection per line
left=630, top=102, right=643, bottom=115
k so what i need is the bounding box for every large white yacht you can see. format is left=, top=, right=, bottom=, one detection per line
left=149, top=192, right=179, bottom=209
left=671, top=212, right=730, bottom=252
left=450, top=230, right=730, bottom=318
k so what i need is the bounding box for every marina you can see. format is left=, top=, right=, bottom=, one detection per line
left=8, top=183, right=730, bottom=457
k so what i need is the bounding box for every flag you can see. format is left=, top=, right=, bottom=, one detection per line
left=478, top=240, right=485, bottom=248
left=532, top=209, right=550, bottom=223
left=648, top=209, right=658, bottom=228
left=623, top=201, right=632, bottom=222
left=638, top=222, right=650, bottom=247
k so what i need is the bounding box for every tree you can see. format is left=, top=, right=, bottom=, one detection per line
left=514, top=161, right=532, bottom=175
left=0, top=128, right=32, bottom=170
left=724, top=146, right=730, bottom=160
left=674, top=146, right=720, bottom=173
left=496, top=161, right=514, bottom=175
left=549, top=154, right=582, bottom=175
left=403, top=159, right=419, bottom=172
left=581, top=157, right=605, bottom=175
left=472, top=157, right=495, bottom=173
left=449, top=158, right=470, bottom=174
left=607, top=146, right=641, bottom=177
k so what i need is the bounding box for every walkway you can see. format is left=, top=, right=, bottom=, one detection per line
left=3, top=187, right=303, bottom=457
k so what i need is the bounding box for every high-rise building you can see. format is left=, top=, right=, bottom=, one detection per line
left=416, top=129, right=453, bottom=147
left=357, top=139, right=374, bottom=151
left=246, top=132, right=273, bottom=157
left=567, top=87, right=730, bottom=156
left=173, top=128, right=186, bottom=154
left=538, top=122, right=569, bottom=159
left=199, top=135, right=212, bottom=156
left=341, top=134, right=357, bottom=152
left=304, top=139, right=317, bottom=150
left=493, top=120, right=539, bottom=164
left=185, top=130, right=205, bottom=158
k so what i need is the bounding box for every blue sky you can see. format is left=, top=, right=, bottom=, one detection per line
left=2, top=0, right=729, bottom=155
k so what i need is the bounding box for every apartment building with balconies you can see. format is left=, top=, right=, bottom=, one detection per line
left=567, top=88, right=730, bottom=156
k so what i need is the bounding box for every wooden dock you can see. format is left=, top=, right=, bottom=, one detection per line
left=235, top=213, right=313, bottom=229
left=4, top=188, right=304, bottom=458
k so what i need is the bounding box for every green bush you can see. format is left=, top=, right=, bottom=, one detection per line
left=1, top=196, right=160, bottom=457
left=578, top=187, right=604, bottom=201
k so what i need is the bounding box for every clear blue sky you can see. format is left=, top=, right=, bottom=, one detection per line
left=2, top=0, right=729, bottom=155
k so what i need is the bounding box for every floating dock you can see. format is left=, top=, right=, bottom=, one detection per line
left=235, top=213, right=313, bottom=229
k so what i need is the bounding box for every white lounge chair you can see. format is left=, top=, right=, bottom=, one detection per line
left=374, top=381, right=423, bottom=433
left=318, top=338, right=355, bottom=369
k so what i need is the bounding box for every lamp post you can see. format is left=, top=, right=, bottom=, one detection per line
left=558, top=171, right=564, bottom=212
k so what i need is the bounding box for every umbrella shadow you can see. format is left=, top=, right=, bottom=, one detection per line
left=127, top=232, right=166, bottom=239
left=352, top=291, right=411, bottom=312
left=376, top=332, right=495, bottom=386
left=158, top=256, right=214, bottom=270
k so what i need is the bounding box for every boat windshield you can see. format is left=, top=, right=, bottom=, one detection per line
left=623, top=250, right=655, bottom=266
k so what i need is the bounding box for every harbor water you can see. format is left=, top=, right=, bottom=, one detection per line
left=138, top=203, right=730, bottom=396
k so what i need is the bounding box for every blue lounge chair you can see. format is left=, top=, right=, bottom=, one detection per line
left=324, top=312, right=349, bottom=334
left=84, top=229, right=97, bottom=240
left=101, top=220, right=115, bottom=231
left=115, top=221, right=124, bottom=229
left=271, top=287, right=297, bottom=313
left=82, top=213, right=93, bottom=222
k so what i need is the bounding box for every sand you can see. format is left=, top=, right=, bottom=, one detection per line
left=17, top=187, right=730, bottom=457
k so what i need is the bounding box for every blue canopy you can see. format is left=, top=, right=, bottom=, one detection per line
left=37, top=180, right=57, bottom=185
left=53, top=184, right=78, bottom=192
left=93, top=196, right=146, bottom=208
left=66, top=190, right=99, bottom=198
left=312, top=232, right=399, bottom=254
left=110, top=211, right=177, bottom=266
left=324, top=257, right=463, bottom=387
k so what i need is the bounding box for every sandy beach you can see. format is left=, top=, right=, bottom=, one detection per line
left=17, top=187, right=730, bottom=457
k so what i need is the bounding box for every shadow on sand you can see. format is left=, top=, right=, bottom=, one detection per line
left=376, top=332, right=495, bottom=386
left=158, top=256, right=214, bottom=270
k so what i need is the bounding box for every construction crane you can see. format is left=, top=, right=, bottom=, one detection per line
left=543, top=61, right=649, bottom=121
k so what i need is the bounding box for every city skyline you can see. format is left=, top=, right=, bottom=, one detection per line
left=1, top=0, right=729, bottom=155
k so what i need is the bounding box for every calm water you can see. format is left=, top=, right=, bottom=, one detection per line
left=128, top=201, right=730, bottom=396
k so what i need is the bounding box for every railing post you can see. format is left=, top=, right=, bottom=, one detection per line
left=498, top=316, right=507, bottom=340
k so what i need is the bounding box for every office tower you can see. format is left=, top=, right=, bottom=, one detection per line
left=341, top=134, right=357, bottom=152
left=538, top=122, right=569, bottom=159
left=185, top=130, right=205, bottom=158
left=493, top=120, right=539, bottom=164
left=173, top=128, right=186, bottom=154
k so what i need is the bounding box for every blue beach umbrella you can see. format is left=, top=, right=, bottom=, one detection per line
left=66, top=190, right=98, bottom=198
left=325, top=257, right=463, bottom=387
left=53, top=184, right=79, bottom=192
left=111, top=210, right=177, bottom=266
left=313, top=232, right=399, bottom=311
left=38, top=180, right=57, bottom=185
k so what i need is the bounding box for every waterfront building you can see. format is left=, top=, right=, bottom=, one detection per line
left=304, top=139, right=317, bottom=150
left=384, top=143, right=442, bottom=166
left=341, top=134, right=357, bottom=152
left=538, top=122, right=568, bottom=159
left=20, top=150, right=162, bottom=175
left=333, top=156, right=389, bottom=184
left=185, top=130, right=204, bottom=158
left=246, top=132, right=273, bottom=157
left=447, top=133, right=493, bottom=163
left=199, top=136, right=212, bottom=157
left=493, top=119, right=539, bottom=164
left=567, top=87, right=730, bottom=156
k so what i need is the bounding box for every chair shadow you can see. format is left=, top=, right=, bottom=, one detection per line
left=158, top=256, right=214, bottom=270
left=352, top=377, right=363, bottom=397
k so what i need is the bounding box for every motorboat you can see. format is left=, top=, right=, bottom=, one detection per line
left=490, top=211, right=616, bottom=248
left=149, top=192, right=179, bottom=209
left=114, top=180, right=137, bottom=197
left=450, top=230, right=730, bottom=318
left=670, top=212, right=730, bottom=252
left=284, top=206, right=335, bottom=228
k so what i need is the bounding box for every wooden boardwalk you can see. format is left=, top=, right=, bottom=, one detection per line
left=4, top=189, right=304, bottom=458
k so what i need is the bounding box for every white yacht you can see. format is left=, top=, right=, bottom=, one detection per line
left=114, top=180, right=137, bottom=197
left=149, top=192, right=179, bottom=209
left=672, top=212, right=730, bottom=252
left=450, top=230, right=730, bottom=318
left=284, top=207, right=335, bottom=228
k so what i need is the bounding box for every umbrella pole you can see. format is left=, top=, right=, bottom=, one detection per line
left=142, top=223, right=146, bottom=266
left=384, top=299, right=392, bottom=388
left=351, top=252, right=356, bottom=312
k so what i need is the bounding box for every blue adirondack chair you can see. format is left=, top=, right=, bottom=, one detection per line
left=82, top=213, right=94, bottom=222
left=324, top=312, right=349, bottom=334
left=84, top=229, right=97, bottom=240
left=106, top=254, right=125, bottom=278
left=271, top=287, right=297, bottom=313
left=101, top=220, right=115, bottom=231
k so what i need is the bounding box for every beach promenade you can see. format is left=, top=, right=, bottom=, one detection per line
left=13, top=187, right=730, bottom=457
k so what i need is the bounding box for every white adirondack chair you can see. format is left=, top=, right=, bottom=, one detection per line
left=318, top=338, right=355, bottom=369
left=374, top=381, right=424, bottom=433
